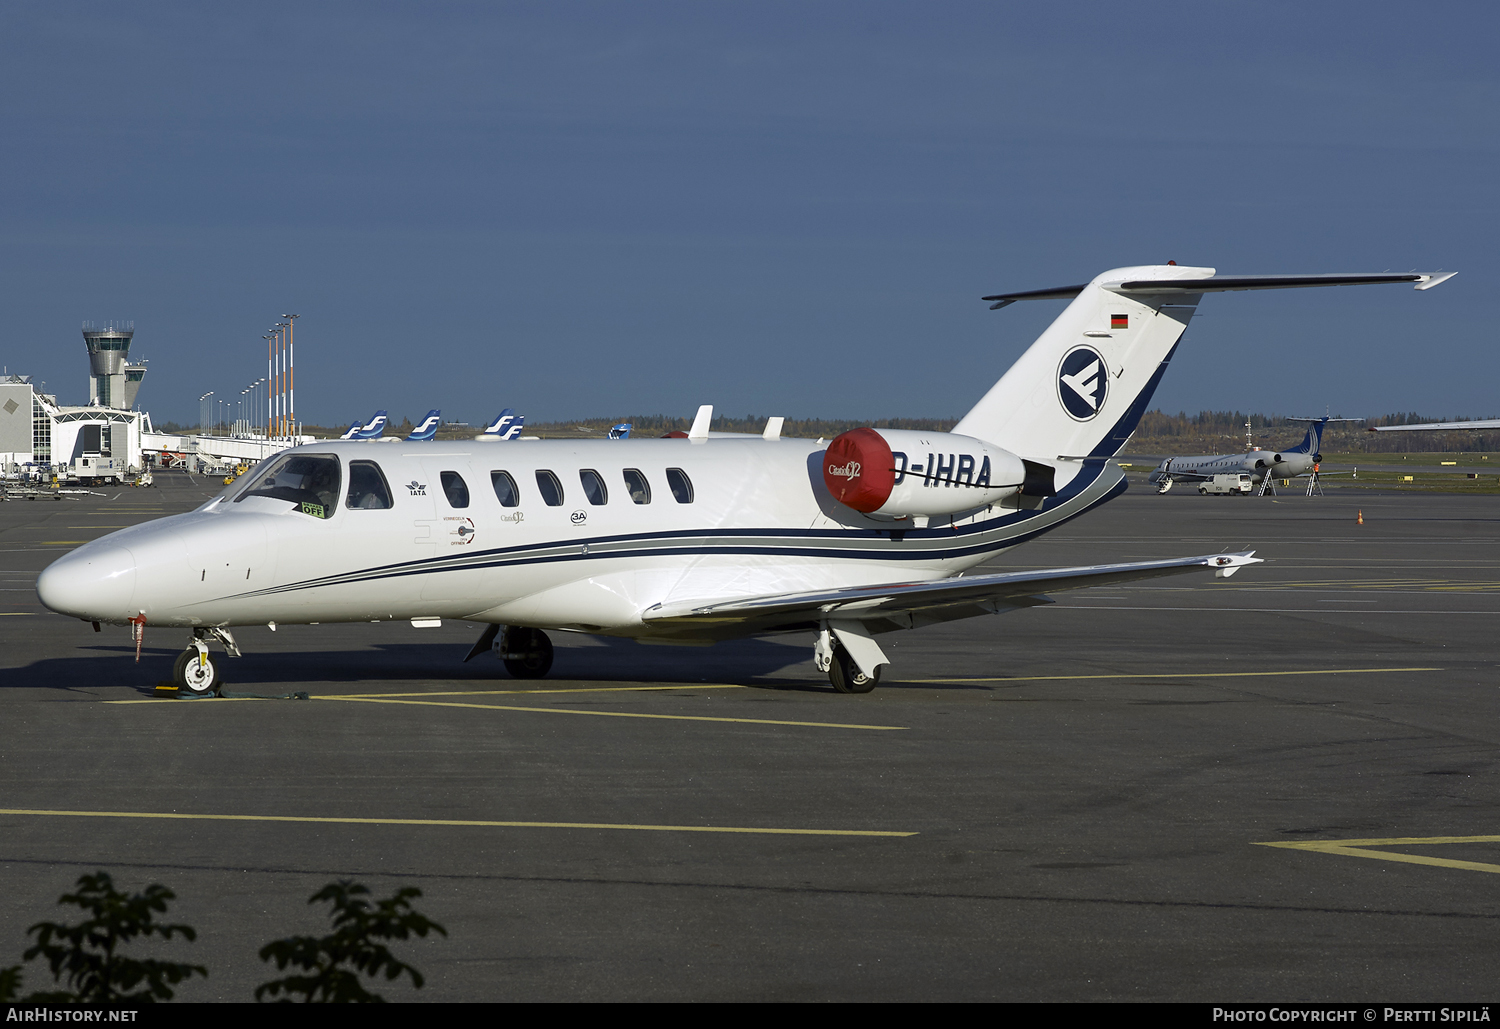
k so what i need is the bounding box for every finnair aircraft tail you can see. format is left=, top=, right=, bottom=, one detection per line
left=337, top=421, right=361, bottom=440
left=477, top=408, right=524, bottom=441
left=350, top=411, right=388, bottom=440
left=405, top=410, right=442, bottom=442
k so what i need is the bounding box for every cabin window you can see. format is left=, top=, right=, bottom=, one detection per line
left=491, top=470, right=520, bottom=507
left=440, top=471, right=470, bottom=509
left=234, top=452, right=341, bottom=519
left=579, top=469, right=608, bottom=505
left=346, top=460, right=393, bottom=510
left=622, top=468, right=651, bottom=504
left=536, top=470, right=564, bottom=507
left=666, top=467, right=694, bottom=504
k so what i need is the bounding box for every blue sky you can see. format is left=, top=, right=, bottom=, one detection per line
left=1, top=1, right=1493, bottom=427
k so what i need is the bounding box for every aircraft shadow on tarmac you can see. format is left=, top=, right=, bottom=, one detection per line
left=8, top=635, right=831, bottom=693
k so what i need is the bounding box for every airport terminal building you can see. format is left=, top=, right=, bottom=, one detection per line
left=0, top=324, right=151, bottom=479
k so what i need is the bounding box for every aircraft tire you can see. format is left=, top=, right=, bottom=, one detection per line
left=828, top=643, right=879, bottom=694
left=173, top=648, right=221, bottom=696
left=501, top=627, right=554, bottom=679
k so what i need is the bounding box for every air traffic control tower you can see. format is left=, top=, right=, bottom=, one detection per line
left=82, top=321, right=146, bottom=409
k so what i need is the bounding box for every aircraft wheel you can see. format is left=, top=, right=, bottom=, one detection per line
left=501, top=627, right=554, bottom=679
left=173, top=648, right=221, bottom=696
left=828, top=643, right=879, bottom=694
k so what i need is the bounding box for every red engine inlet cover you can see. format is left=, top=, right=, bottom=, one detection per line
left=823, top=428, right=895, bottom=513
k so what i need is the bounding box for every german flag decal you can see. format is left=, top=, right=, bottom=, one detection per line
left=1111, top=314, right=1129, bottom=329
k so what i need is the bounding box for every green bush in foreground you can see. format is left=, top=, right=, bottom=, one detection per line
left=18, top=872, right=206, bottom=1003
left=256, top=880, right=447, bottom=1003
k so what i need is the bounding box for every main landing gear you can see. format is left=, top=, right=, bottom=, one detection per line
left=171, top=627, right=241, bottom=696
left=499, top=626, right=554, bottom=678
left=462, top=624, right=555, bottom=678
left=814, top=624, right=885, bottom=694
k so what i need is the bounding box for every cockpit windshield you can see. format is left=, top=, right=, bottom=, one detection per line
left=233, top=453, right=342, bottom=519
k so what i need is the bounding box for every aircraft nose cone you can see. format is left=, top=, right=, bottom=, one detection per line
left=37, top=545, right=138, bottom=621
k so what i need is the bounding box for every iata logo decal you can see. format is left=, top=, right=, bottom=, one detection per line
left=827, top=461, right=861, bottom=480
left=1058, top=346, right=1107, bottom=420
left=405, top=480, right=427, bottom=496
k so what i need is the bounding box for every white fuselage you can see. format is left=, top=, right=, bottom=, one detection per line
left=37, top=437, right=1123, bottom=639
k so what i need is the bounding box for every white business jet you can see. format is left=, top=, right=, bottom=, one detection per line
left=37, top=265, right=1453, bottom=695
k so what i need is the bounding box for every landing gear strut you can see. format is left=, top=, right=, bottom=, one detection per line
left=498, top=626, right=554, bottom=679
left=815, top=624, right=884, bottom=694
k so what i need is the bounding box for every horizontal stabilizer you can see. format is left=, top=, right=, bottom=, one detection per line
left=984, top=271, right=1455, bottom=309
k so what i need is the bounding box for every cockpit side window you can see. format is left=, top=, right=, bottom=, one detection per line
left=491, top=471, right=520, bottom=507
left=536, top=470, right=564, bottom=507
left=622, top=468, right=651, bottom=504
left=441, top=471, right=470, bottom=509
left=234, top=453, right=341, bottom=518
left=579, top=469, right=608, bottom=505
left=346, top=460, right=394, bottom=510
left=666, top=467, right=694, bottom=504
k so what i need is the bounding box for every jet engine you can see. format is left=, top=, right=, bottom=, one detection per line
left=821, top=427, right=1050, bottom=519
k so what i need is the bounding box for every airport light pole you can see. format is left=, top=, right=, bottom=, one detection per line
left=199, top=391, right=214, bottom=434
left=282, top=314, right=299, bottom=439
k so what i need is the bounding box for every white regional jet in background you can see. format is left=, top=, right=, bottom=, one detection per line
left=1148, top=417, right=1330, bottom=494
left=37, top=265, right=1454, bottom=695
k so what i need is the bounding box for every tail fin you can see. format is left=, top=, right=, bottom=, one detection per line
left=338, top=421, right=361, bottom=440
left=1286, top=417, right=1328, bottom=456
left=956, top=265, right=1450, bottom=461
left=352, top=410, right=389, bottom=439
left=955, top=265, right=1207, bottom=459
left=478, top=408, right=524, bottom=440
left=406, top=410, right=442, bottom=441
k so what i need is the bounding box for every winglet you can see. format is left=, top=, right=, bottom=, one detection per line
left=1211, top=551, right=1262, bottom=578
left=688, top=405, right=713, bottom=441
left=763, top=416, right=784, bottom=441
left=1415, top=271, right=1457, bottom=290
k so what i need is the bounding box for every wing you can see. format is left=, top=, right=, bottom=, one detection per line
left=641, top=551, right=1261, bottom=638
left=1369, top=420, right=1500, bottom=432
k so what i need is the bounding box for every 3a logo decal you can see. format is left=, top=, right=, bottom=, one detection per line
left=1058, top=346, right=1107, bottom=420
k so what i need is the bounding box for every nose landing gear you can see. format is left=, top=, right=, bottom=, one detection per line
left=173, top=644, right=220, bottom=695
left=171, top=627, right=241, bottom=695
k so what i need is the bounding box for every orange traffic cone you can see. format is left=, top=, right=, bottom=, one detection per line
left=1357, top=510, right=1364, bottom=525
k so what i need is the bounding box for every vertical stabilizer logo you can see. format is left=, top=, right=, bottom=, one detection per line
left=1058, top=346, right=1107, bottom=420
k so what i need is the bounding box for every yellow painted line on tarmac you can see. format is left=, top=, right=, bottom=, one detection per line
left=0, top=613, right=36, bottom=616
left=38, top=541, right=87, bottom=545
left=906, top=667, right=1442, bottom=684
left=314, top=695, right=906, bottom=731
left=0, top=807, right=914, bottom=838
left=66, top=525, right=129, bottom=529
left=1255, top=835, right=1500, bottom=875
